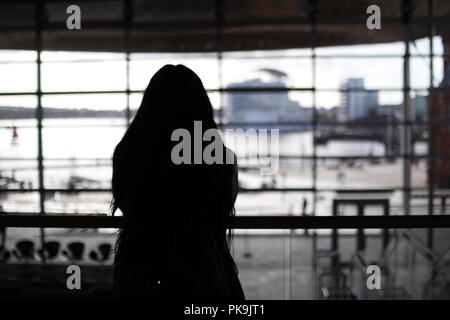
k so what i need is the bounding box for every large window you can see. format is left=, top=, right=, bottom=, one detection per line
left=0, top=0, right=449, bottom=300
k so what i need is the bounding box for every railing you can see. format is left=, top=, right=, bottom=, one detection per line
left=1, top=214, right=449, bottom=300
left=427, top=248, right=450, bottom=299
left=403, top=230, right=441, bottom=262
left=1, top=214, right=450, bottom=229
left=345, top=228, right=450, bottom=300
left=377, top=228, right=450, bottom=299
left=350, top=252, right=378, bottom=300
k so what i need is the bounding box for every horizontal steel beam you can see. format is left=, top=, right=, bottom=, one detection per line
left=1, top=187, right=441, bottom=193
left=1, top=15, right=450, bottom=33
left=0, top=188, right=399, bottom=193
left=3, top=87, right=450, bottom=96
left=0, top=214, right=449, bottom=229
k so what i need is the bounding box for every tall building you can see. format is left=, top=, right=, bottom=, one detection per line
left=429, top=36, right=450, bottom=188
left=413, top=94, right=428, bottom=122
left=340, top=78, right=378, bottom=121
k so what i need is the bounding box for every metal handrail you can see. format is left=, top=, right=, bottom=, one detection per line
left=0, top=214, right=450, bottom=229
left=352, top=252, right=368, bottom=272
left=402, top=230, right=441, bottom=262
left=0, top=187, right=433, bottom=193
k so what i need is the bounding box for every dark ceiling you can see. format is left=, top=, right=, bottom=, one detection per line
left=0, top=0, right=449, bottom=53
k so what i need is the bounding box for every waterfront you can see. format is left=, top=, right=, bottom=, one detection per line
left=0, top=118, right=429, bottom=216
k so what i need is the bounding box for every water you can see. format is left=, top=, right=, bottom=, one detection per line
left=0, top=118, right=427, bottom=216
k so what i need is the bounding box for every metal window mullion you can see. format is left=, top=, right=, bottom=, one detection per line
left=402, top=0, right=412, bottom=216
left=307, top=0, right=318, bottom=301
left=308, top=0, right=317, bottom=217
left=5, top=86, right=450, bottom=96
left=35, top=0, right=46, bottom=263
left=124, top=0, right=132, bottom=126
left=427, top=0, right=435, bottom=249
left=215, top=0, right=224, bottom=122
left=3, top=52, right=448, bottom=63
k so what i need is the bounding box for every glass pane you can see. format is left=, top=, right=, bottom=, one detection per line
left=235, top=191, right=314, bottom=216
left=0, top=190, right=39, bottom=213
left=316, top=57, right=403, bottom=90
left=1, top=227, right=116, bottom=298
left=42, top=93, right=127, bottom=113
left=0, top=62, right=36, bottom=93
left=44, top=190, right=112, bottom=214
left=232, top=230, right=290, bottom=299
left=0, top=122, right=38, bottom=159
left=42, top=60, right=127, bottom=92
left=130, top=55, right=219, bottom=91
left=222, top=55, right=312, bottom=89
left=42, top=124, right=125, bottom=159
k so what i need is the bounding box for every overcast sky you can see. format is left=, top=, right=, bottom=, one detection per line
left=0, top=36, right=444, bottom=111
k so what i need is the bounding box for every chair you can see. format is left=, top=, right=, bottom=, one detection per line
left=62, top=242, right=85, bottom=261
left=37, top=241, right=61, bottom=261
left=0, top=245, right=10, bottom=263
left=89, top=243, right=112, bottom=263
left=12, top=240, right=35, bottom=262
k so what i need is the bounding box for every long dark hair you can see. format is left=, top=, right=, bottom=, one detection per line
left=111, top=65, right=237, bottom=282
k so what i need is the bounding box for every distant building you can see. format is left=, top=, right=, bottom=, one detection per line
left=428, top=36, right=450, bottom=188
left=225, top=69, right=305, bottom=124
left=340, top=78, right=378, bottom=121
left=331, top=106, right=347, bottom=122
left=376, top=104, right=401, bottom=120
left=413, top=94, right=428, bottom=123
left=0, top=106, right=127, bottom=119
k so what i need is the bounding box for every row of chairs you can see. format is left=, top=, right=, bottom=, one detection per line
left=0, top=240, right=113, bottom=263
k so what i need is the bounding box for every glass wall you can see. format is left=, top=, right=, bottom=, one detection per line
left=0, top=0, right=449, bottom=299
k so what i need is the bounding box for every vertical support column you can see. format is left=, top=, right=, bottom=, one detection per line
left=331, top=200, right=339, bottom=270
left=402, top=0, right=412, bottom=216
left=331, top=200, right=340, bottom=294
left=124, top=0, right=132, bottom=126
left=308, top=0, right=319, bottom=299
left=215, top=0, right=224, bottom=123
left=356, top=202, right=366, bottom=251
left=35, top=0, right=46, bottom=263
left=427, top=0, right=435, bottom=249
left=382, top=200, right=390, bottom=252
left=0, top=209, right=6, bottom=256
left=308, top=0, right=317, bottom=217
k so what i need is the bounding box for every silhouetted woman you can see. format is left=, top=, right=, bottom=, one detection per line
left=111, top=64, right=245, bottom=300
